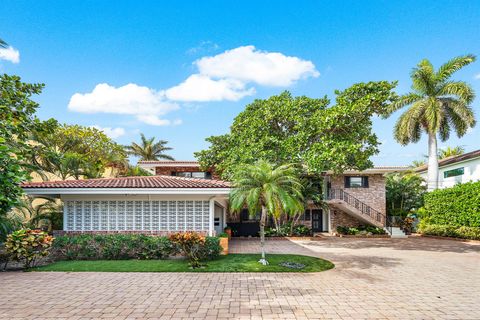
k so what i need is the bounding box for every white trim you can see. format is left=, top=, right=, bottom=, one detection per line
left=209, top=198, right=214, bottom=236
left=416, top=156, right=480, bottom=173
left=23, top=187, right=231, bottom=196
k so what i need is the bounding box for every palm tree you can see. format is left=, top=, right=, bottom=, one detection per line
left=15, top=196, right=63, bottom=231
left=0, top=38, right=7, bottom=48
left=125, top=134, right=174, bottom=161
left=439, top=146, right=465, bottom=159
left=385, top=55, right=476, bottom=190
left=229, top=161, right=304, bottom=265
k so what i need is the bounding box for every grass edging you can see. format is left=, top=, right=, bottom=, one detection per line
left=32, top=254, right=334, bottom=273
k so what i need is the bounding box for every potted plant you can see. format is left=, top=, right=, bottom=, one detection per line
left=218, top=232, right=229, bottom=255
left=224, top=226, right=232, bottom=239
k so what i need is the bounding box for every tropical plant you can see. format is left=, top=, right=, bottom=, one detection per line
left=439, top=146, right=465, bottom=159
left=5, top=229, right=54, bottom=268
left=411, top=159, right=426, bottom=168
left=386, top=172, right=427, bottom=217
left=14, top=196, right=63, bottom=231
left=229, top=161, right=304, bottom=265
left=125, top=134, right=174, bottom=161
left=0, top=75, right=44, bottom=221
left=196, top=83, right=397, bottom=180
left=384, top=55, right=476, bottom=190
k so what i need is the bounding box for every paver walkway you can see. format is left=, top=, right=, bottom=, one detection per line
left=0, top=237, right=479, bottom=319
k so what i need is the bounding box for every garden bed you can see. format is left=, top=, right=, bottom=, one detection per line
left=335, top=234, right=390, bottom=238
left=32, top=254, right=334, bottom=273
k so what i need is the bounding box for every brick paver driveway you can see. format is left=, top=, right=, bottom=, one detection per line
left=1, top=237, right=479, bottom=319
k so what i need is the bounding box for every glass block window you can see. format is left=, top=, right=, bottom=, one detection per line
left=62, top=199, right=212, bottom=232
left=117, top=201, right=126, bottom=230
left=444, top=167, right=464, bottom=178
left=84, top=201, right=92, bottom=230
left=66, top=201, right=75, bottom=231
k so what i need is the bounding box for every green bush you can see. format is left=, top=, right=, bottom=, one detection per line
left=336, top=225, right=385, bottom=235
left=52, top=234, right=177, bottom=261
left=417, top=222, right=480, bottom=240
left=421, top=181, right=480, bottom=227
left=199, top=237, right=222, bottom=260
left=265, top=223, right=312, bottom=237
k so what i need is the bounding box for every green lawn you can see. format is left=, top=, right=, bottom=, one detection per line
left=33, top=254, right=334, bottom=273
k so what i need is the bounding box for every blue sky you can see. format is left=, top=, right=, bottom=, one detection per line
left=1, top=1, right=480, bottom=166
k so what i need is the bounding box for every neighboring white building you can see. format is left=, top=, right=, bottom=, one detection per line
left=416, top=149, right=480, bottom=189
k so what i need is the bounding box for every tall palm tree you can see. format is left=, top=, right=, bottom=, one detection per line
left=125, top=134, right=174, bottom=161
left=385, top=55, right=476, bottom=190
left=439, top=146, right=465, bottom=159
left=230, top=160, right=304, bottom=265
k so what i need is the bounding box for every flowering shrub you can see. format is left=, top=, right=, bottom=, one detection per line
left=169, top=232, right=221, bottom=268
left=5, top=229, right=54, bottom=268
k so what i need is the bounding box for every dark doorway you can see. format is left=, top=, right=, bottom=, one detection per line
left=311, top=209, right=323, bottom=232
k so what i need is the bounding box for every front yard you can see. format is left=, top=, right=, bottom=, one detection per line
left=33, top=254, right=334, bottom=273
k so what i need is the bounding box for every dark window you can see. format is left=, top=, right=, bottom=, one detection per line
left=304, top=210, right=311, bottom=221
left=174, top=171, right=209, bottom=179
left=444, top=167, right=464, bottom=178
left=344, top=176, right=369, bottom=188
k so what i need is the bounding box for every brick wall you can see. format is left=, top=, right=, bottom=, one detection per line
left=330, top=174, right=386, bottom=215
left=329, top=209, right=365, bottom=232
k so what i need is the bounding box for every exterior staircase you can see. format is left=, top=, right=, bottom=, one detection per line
left=385, top=227, right=408, bottom=238
left=326, top=189, right=386, bottom=228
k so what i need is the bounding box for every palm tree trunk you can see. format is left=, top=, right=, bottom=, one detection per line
left=259, top=206, right=268, bottom=265
left=427, top=132, right=439, bottom=191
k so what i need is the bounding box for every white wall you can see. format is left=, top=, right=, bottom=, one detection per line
left=419, top=157, right=480, bottom=189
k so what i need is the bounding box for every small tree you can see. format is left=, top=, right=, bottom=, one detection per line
left=229, top=161, right=304, bottom=265
left=386, top=172, right=427, bottom=217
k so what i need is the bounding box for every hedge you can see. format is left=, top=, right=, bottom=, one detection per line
left=421, top=181, right=480, bottom=228
left=417, top=222, right=480, bottom=240
left=52, top=234, right=221, bottom=261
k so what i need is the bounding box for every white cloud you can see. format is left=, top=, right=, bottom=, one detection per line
left=164, top=74, right=255, bottom=102
left=0, top=46, right=20, bottom=63
left=91, top=125, right=126, bottom=138
left=165, top=45, right=319, bottom=102
left=474, top=73, right=480, bottom=80
left=68, top=83, right=179, bottom=126
left=195, top=45, right=319, bottom=86
left=186, top=41, right=219, bottom=55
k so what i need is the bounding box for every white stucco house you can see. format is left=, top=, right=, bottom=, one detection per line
left=415, top=149, right=480, bottom=189
left=22, top=175, right=231, bottom=236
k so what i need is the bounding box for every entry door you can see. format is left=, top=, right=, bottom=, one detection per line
left=214, top=204, right=223, bottom=235
left=311, top=209, right=323, bottom=232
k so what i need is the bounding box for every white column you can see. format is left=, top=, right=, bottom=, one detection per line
left=63, top=198, right=67, bottom=231
left=208, top=198, right=215, bottom=236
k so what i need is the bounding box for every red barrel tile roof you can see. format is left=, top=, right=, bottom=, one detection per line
left=21, top=175, right=231, bottom=189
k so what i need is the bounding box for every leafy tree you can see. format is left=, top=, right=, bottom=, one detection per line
left=386, top=172, right=427, bottom=217
left=0, top=74, right=44, bottom=222
left=125, top=134, right=174, bottom=161
left=196, top=83, right=397, bottom=179
left=384, top=55, right=476, bottom=190
left=439, top=146, right=465, bottom=159
left=30, top=120, right=127, bottom=180
left=229, top=161, right=304, bottom=265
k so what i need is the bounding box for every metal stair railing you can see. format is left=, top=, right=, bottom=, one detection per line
left=327, top=189, right=386, bottom=226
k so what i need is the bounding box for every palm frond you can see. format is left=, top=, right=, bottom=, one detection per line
left=436, top=54, right=476, bottom=82
left=438, top=81, right=475, bottom=104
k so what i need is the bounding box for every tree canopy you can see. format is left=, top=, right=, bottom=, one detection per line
left=195, top=82, right=397, bottom=179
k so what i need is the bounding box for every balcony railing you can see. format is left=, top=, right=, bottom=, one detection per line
left=327, top=189, right=385, bottom=225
